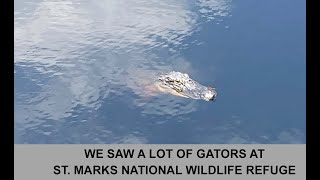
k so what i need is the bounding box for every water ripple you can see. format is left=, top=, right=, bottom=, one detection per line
left=14, top=0, right=233, bottom=143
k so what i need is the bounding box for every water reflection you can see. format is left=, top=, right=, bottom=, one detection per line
left=197, top=0, right=232, bottom=21
left=14, top=0, right=250, bottom=143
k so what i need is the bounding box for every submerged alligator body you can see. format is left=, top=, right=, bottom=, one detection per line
left=156, top=71, right=217, bottom=101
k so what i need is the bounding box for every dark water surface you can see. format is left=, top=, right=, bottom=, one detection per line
left=14, top=0, right=306, bottom=144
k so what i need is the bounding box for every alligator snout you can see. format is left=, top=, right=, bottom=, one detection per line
left=203, top=88, right=217, bottom=101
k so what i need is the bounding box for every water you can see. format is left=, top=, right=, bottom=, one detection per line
left=14, top=0, right=306, bottom=144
